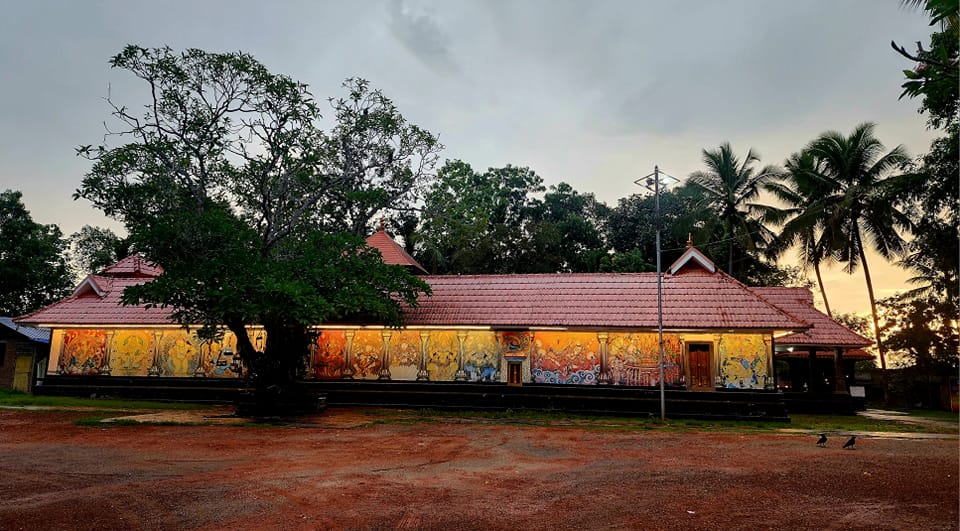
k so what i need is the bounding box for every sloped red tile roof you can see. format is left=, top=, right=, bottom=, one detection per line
left=402, top=268, right=808, bottom=330
left=752, top=287, right=872, bottom=348
left=17, top=275, right=175, bottom=326
left=775, top=348, right=873, bottom=360
left=99, top=254, right=163, bottom=278
left=365, top=229, right=427, bottom=274
left=19, top=246, right=809, bottom=332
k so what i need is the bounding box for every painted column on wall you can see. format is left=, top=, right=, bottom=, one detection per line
left=717, top=334, right=769, bottom=389
left=529, top=332, right=600, bottom=384
left=417, top=331, right=430, bottom=381
left=606, top=333, right=682, bottom=386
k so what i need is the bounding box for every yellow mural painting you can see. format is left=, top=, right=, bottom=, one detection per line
left=427, top=331, right=459, bottom=381
left=530, top=332, right=600, bottom=384
left=201, top=333, right=241, bottom=378
left=352, top=330, right=383, bottom=379
left=718, top=334, right=768, bottom=389
left=158, top=331, right=200, bottom=376
left=111, top=330, right=154, bottom=376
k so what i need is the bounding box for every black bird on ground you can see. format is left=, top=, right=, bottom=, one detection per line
left=816, top=434, right=827, bottom=447
left=843, top=435, right=857, bottom=449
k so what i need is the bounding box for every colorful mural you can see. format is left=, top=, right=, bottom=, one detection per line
left=607, top=333, right=682, bottom=386
left=499, top=331, right=532, bottom=358
left=59, top=330, right=106, bottom=375
left=351, top=330, right=383, bottom=379
left=202, top=333, right=241, bottom=378
left=47, top=326, right=774, bottom=391
left=111, top=330, right=154, bottom=376
left=158, top=331, right=200, bottom=376
left=718, top=334, right=768, bottom=389
left=530, top=332, right=600, bottom=384
left=427, top=331, right=459, bottom=381
left=389, top=330, right=421, bottom=380
left=463, top=331, right=499, bottom=382
left=313, top=330, right=346, bottom=379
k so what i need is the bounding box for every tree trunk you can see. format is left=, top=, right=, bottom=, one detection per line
left=813, top=261, right=832, bottom=317
left=857, top=237, right=889, bottom=404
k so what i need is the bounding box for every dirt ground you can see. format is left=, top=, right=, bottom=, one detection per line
left=0, top=408, right=957, bottom=530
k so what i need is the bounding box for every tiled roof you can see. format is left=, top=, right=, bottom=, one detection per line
left=0, top=316, right=51, bottom=343
left=365, top=229, right=427, bottom=274
left=16, top=275, right=175, bottom=326
left=775, top=348, right=873, bottom=360
left=99, top=254, right=163, bottom=278
left=18, top=246, right=810, bottom=332
left=752, top=287, right=872, bottom=348
left=403, top=268, right=808, bottom=330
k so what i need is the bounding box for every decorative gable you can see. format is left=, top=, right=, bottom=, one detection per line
left=668, top=245, right=717, bottom=275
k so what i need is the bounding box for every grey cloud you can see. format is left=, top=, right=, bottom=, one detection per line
left=387, top=0, right=460, bottom=76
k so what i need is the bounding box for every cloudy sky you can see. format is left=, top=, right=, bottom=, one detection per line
left=0, top=0, right=938, bottom=316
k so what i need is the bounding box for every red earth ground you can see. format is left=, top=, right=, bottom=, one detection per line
left=0, top=407, right=957, bottom=530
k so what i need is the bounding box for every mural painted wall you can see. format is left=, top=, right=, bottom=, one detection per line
left=110, top=330, right=153, bottom=376
left=351, top=330, right=383, bottom=379
left=530, top=332, right=600, bottom=384
left=55, top=328, right=244, bottom=378
left=389, top=330, right=421, bottom=380
left=427, top=331, right=459, bottom=381
left=59, top=329, right=106, bottom=374
left=47, top=327, right=772, bottom=390
left=717, top=334, right=769, bottom=389
left=607, top=333, right=683, bottom=387
left=312, top=330, right=346, bottom=379
left=463, top=331, right=499, bottom=382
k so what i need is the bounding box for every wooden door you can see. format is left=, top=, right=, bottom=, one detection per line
left=688, top=344, right=712, bottom=389
left=13, top=355, right=32, bottom=392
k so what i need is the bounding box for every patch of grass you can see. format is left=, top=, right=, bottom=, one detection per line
left=73, top=415, right=196, bottom=427
left=789, top=414, right=956, bottom=434
left=0, top=389, right=204, bottom=411
left=346, top=407, right=956, bottom=434
left=902, top=409, right=959, bottom=423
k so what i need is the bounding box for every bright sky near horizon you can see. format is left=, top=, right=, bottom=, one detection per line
left=0, top=0, right=937, bottom=317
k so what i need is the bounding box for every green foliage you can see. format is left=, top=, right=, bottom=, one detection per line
left=685, top=143, right=779, bottom=281
left=75, top=46, right=432, bottom=404
left=0, top=190, right=73, bottom=315
left=68, top=225, right=131, bottom=277
left=605, top=189, right=696, bottom=269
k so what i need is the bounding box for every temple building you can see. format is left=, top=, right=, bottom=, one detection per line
left=16, top=228, right=871, bottom=396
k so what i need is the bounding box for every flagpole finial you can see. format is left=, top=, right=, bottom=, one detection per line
left=379, top=217, right=386, bottom=232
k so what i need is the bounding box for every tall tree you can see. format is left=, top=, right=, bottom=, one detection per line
left=527, top=182, right=610, bottom=273
left=803, top=123, right=912, bottom=403
left=68, top=225, right=132, bottom=276
left=686, top=143, right=779, bottom=280
left=0, top=190, right=73, bottom=315
left=765, top=150, right=838, bottom=315
left=75, top=46, right=432, bottom=411
left=415, top=161, right=545, bottom=274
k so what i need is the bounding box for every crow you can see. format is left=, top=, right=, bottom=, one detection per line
left=843, top=435, right=857, bottom=449
left=816, top=434, right=827, bottom=447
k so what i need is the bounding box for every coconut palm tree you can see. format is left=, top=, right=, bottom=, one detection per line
left=687, top=143, right=779, bottom=280
left=803, top=123, right=913, bottom=403
left=764, top=150, right=839, bottom=316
